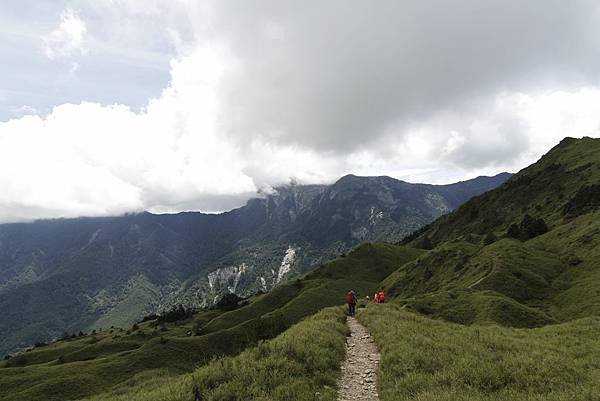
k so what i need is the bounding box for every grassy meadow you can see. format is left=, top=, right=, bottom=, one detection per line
left=0, top=242, right=418, bottom=401
left=83, top=307, right=348, bottom=401
left=2, top=137, right=600, bottom=400
left=359, top=303, right=600, bottom=401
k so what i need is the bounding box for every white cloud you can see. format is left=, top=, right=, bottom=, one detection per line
left=2, top=40, right=599, bottom=222
left=42, top=8, right=88, bottom=60
left=1, top=1, right=600, bottom=222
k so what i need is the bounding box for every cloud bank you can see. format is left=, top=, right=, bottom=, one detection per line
left=1, top=0, right=600, bottom=222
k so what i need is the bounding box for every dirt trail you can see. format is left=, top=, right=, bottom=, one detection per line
left=337, top=316, right=380, bottom=401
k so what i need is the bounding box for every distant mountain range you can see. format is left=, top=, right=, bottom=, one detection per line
left=0, top=172, right=510, bottom=355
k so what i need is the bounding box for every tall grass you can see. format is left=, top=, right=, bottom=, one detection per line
left=359, top=303, right=600, bottom=401
left=84, top=307, right=348, bottom=401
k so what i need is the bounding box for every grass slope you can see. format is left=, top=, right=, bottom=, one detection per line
left=0, top=242, right=420, bottom=401
left=83, top=307, right=348, bottom=401
left=406, top=137, right=600, bottom=246
left=383, top=137, right=600, bottom=327
left=359, top=304, right=600, bottom=401
left=3, top=137, right=598, bottom=401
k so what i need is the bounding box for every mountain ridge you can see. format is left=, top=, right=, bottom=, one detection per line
left=0, top=172, right=510, bottom=356
left=2, top=137, right=600, bottom=401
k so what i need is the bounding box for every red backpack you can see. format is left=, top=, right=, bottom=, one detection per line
left=377, top=291, right=385, bottom=302
left=346, top=291, right=355, bottom=303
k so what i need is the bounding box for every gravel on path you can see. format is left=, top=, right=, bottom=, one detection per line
left=337, top=316, right=381, bottom=401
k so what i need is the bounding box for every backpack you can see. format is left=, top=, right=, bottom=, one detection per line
left=378, top=291, right=385, bottom=302
left=346, top=291, right=355, bottom=303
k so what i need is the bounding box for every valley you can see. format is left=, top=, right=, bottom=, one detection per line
left=0, top=173, right=509, bottom=356
left=1, top=137, right=600, bottom=401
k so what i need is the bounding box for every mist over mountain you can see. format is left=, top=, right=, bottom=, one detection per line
left=2, top=137, right=600, bottom=401
left=0, top=172, right=509, bottom=355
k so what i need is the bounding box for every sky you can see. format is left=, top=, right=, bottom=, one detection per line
left=1, top=0, right=600, bottom=222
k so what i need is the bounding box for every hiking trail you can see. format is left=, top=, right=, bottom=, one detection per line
left=337, top=316, right=381, bottom=401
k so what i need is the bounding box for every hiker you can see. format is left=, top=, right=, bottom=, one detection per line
left=346, top=289, right=357, bottom=316
left=373, top=291, right=380, bottom=303
left=377, top=290, right=385, bottom=304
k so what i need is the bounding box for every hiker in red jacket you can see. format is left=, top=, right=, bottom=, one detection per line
left=346, top=290, right=357, bottom=316
left=377, top=290, right=385, bottom=303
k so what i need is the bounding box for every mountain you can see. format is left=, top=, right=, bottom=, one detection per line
left=389, top=136, right=600, bottom=326
left=0, top=243, right=422, bottom=401
left=2, top=137, right=599, bottom=401
left=0, top=173, right=510, bottom=356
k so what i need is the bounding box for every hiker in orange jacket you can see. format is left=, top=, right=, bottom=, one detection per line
left=346, top=290, right=357, bottom=316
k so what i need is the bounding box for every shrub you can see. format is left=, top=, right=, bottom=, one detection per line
left=215, top=293, right=243, bottom=311
left=563, top=184, right=600, bottom=217
left=419, top=236, right=433, bottom=250
left=140, top=313, right=159, bottom=322
left=506, top=214, right=548, bottom=241
left=483, top=232, right=497, bottom=245
left=507, top=224, right=521, bottom=239
left=157, top=305, right=193, bottom=323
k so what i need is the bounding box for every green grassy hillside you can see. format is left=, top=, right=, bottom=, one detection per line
left=1, top=137, right=598, bottom=401
left=0, top=172, right=508, bottom=357
left=0, top=242, right=420, bottom=401
left=359, top=304, right=600, bottom=401
left=405, top=137, right=600, bottom=246
left=84, top=307, right=348, bottom=401
left=385, top=137, right=600, bottom=327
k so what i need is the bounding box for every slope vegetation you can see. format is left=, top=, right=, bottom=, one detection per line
left=0, top=173, right=507, bottom=356
left=85, top=307, right=348, bottom=401
left=0, top=243, right=420, bottom=401
left=360, top=304, right=600, bottom=401
left=387, top=137, right=600, bottom=327
left=3, top=137, right=599, bottom=401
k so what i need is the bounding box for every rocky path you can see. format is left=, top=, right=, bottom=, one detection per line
left=337, top=316, right=380, bottom=401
